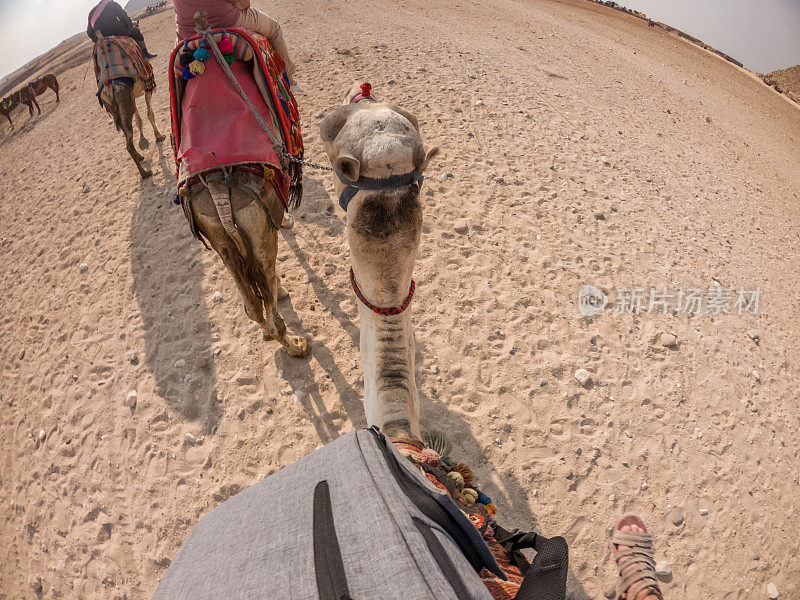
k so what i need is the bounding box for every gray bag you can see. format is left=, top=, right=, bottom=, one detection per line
left=153, top=427, right=506, bottom=599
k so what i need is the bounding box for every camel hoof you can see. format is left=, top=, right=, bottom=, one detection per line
left=155, top=133, right=166, bottom=143
left=140, top=169, right=153, bottom=179
left=277, top=283, right=289, bottom=300
left=139, top=138, right=150, bottom=150
left=285, top=335, right=309, bottom=358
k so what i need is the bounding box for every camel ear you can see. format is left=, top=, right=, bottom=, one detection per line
left=420, top=146, right=440, bottom=171
left=320, top=104, right=359, bottom=143
left=334, top=153, right=361, bottom=181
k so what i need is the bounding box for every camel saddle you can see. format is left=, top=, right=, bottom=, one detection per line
left=93, top=35, right=155, bottom=93
left=168, top=28, right=303, bottom=213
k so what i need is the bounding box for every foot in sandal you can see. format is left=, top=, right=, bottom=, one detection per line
left=612, top=515, right=663, bottom=600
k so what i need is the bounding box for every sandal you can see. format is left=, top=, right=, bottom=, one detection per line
left=612, top=515, right=663, bottom=600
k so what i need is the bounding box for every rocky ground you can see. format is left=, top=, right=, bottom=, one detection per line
left=1, top=0, right=799, bottom=598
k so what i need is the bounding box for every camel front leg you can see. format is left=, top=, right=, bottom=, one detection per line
left=144, top=91, right=166, bottom=142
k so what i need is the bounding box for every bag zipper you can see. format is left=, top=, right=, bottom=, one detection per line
left=313, top=480, right=353, bottom=600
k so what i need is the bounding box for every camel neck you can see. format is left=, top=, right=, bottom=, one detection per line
left=358, top=304, right=420, bottom=439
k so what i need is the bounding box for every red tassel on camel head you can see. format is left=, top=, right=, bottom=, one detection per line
left=360, top=82, right=372, bottom=98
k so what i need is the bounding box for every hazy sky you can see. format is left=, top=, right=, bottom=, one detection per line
left=0, top=0, right=798, bottom=79
left=617, top=0, right=800, bottom=73
left=0, top=0, right=102, bottom=80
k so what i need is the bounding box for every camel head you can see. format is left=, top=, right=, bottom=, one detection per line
left=320, top=89, right=438, bottom=439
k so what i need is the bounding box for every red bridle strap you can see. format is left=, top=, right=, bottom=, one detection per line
left=350, top=268, right=415, bottom=316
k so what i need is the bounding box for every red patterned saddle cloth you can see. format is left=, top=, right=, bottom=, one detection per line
left=168, top=29, right=303, bottom=207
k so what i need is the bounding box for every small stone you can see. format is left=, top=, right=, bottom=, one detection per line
left=655, top=561, right=671, bottom=577
left=659, top=333, right=677, bottom=348
left=29, top=576, right=42, bottom=592
left=752, top=370, right=761, bottom=382
left=314, top=110, right=325, bottom=118
left=574, top=368, right=592, bottom=386
left=214, top=347, right=222, bottom=356
left=173, top=359, right=186, bottom=369
left=641, top=481, right=648, bottom=490
left=324, top=264, right=336, bottom=276
left=747, top=329, right=760, bottom=344
left=185, top=432, right=196, bottom=445
left=698, top=507, right=709, bottom=516
left=475, top=99, right=484, bottom=106
left=237, top=408, right=246, bottom=420
left=594, top=212, right=606, bottom=220
left=767, top=582, right=779, bottom=599
left=431, top=364, right=439, bottom=374
left=706, top=116, right=712, bottom=123
left=277, top=283, right=289, bottom=300
left=668, top=508, right=684, bottom=526
left=127, top=352, right=138, bottom=365
left=281, top=214, right=294, bottom=229
left=293, top=389, right=306, bottom=401
left=540, top=378, right=548, bottom=387
left=124, top=391, right=137, bottom=409
left=79, top=262, right=88, bottom=273
left=38, top=429, right=46, bottom=441
left=251, top=321, right=260, bottom=331
left=441, top=173, right=450, bottom=182
left=212, top=291, right=223, bottom=303
left=454, top=221, right=468, bottom=234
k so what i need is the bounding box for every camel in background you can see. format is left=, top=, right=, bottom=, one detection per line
left=28, top=74, right=60, bottom=104
left=95, top=34, right=165, bottom=179
left=321, top=84, right=438, bottom=438
left=0, top=85, right=39, bottom=128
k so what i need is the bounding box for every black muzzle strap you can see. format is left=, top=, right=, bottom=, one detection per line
left=337, top=169, right=424, bottom=211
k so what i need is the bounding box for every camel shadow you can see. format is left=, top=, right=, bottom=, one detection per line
left=274, top=176, right=366, bottom=443
left=130, top=142, right=220, bottom=432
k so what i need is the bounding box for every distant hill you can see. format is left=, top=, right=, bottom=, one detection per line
left=762, top=65, right=800, bottom=104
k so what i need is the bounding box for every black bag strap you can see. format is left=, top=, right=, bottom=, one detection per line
left=494, top=525, right=569, bottom=600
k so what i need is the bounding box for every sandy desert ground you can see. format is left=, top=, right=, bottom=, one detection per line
left=1, top=0, right=799, bottom=598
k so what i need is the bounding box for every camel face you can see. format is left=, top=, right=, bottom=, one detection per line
left=320, top=97, right=438, bottom=439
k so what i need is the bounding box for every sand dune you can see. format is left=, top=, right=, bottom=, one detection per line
left=1, top=0, right=799, bottom=598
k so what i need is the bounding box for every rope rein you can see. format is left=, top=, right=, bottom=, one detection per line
left=195, top=24, right=332, bottom=172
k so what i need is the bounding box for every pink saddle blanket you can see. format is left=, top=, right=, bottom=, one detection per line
left=178, top=57, right=289, bottom=201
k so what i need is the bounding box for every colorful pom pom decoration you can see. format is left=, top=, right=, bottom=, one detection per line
left=461, top=488, right=478, bottom=505
left=476, top=491, right=492, bottom=505
left=485, top=503, right=497, bottom=516
left=419, top=448, right=441, bottom=467
left=447, top=471, right=465, bottom=490
left=223, top=52, right=236, bottom=65
left=189, top=60, right=206, bottom=76
left=181, top=65, right=194, bottom=80
left=193, top=45, right=210, bottom=62
left=452, top=463, right=474, bottom=487
left=179, top=51, right=194, bottom=67
left=218, top=35, right=234, bottom=54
